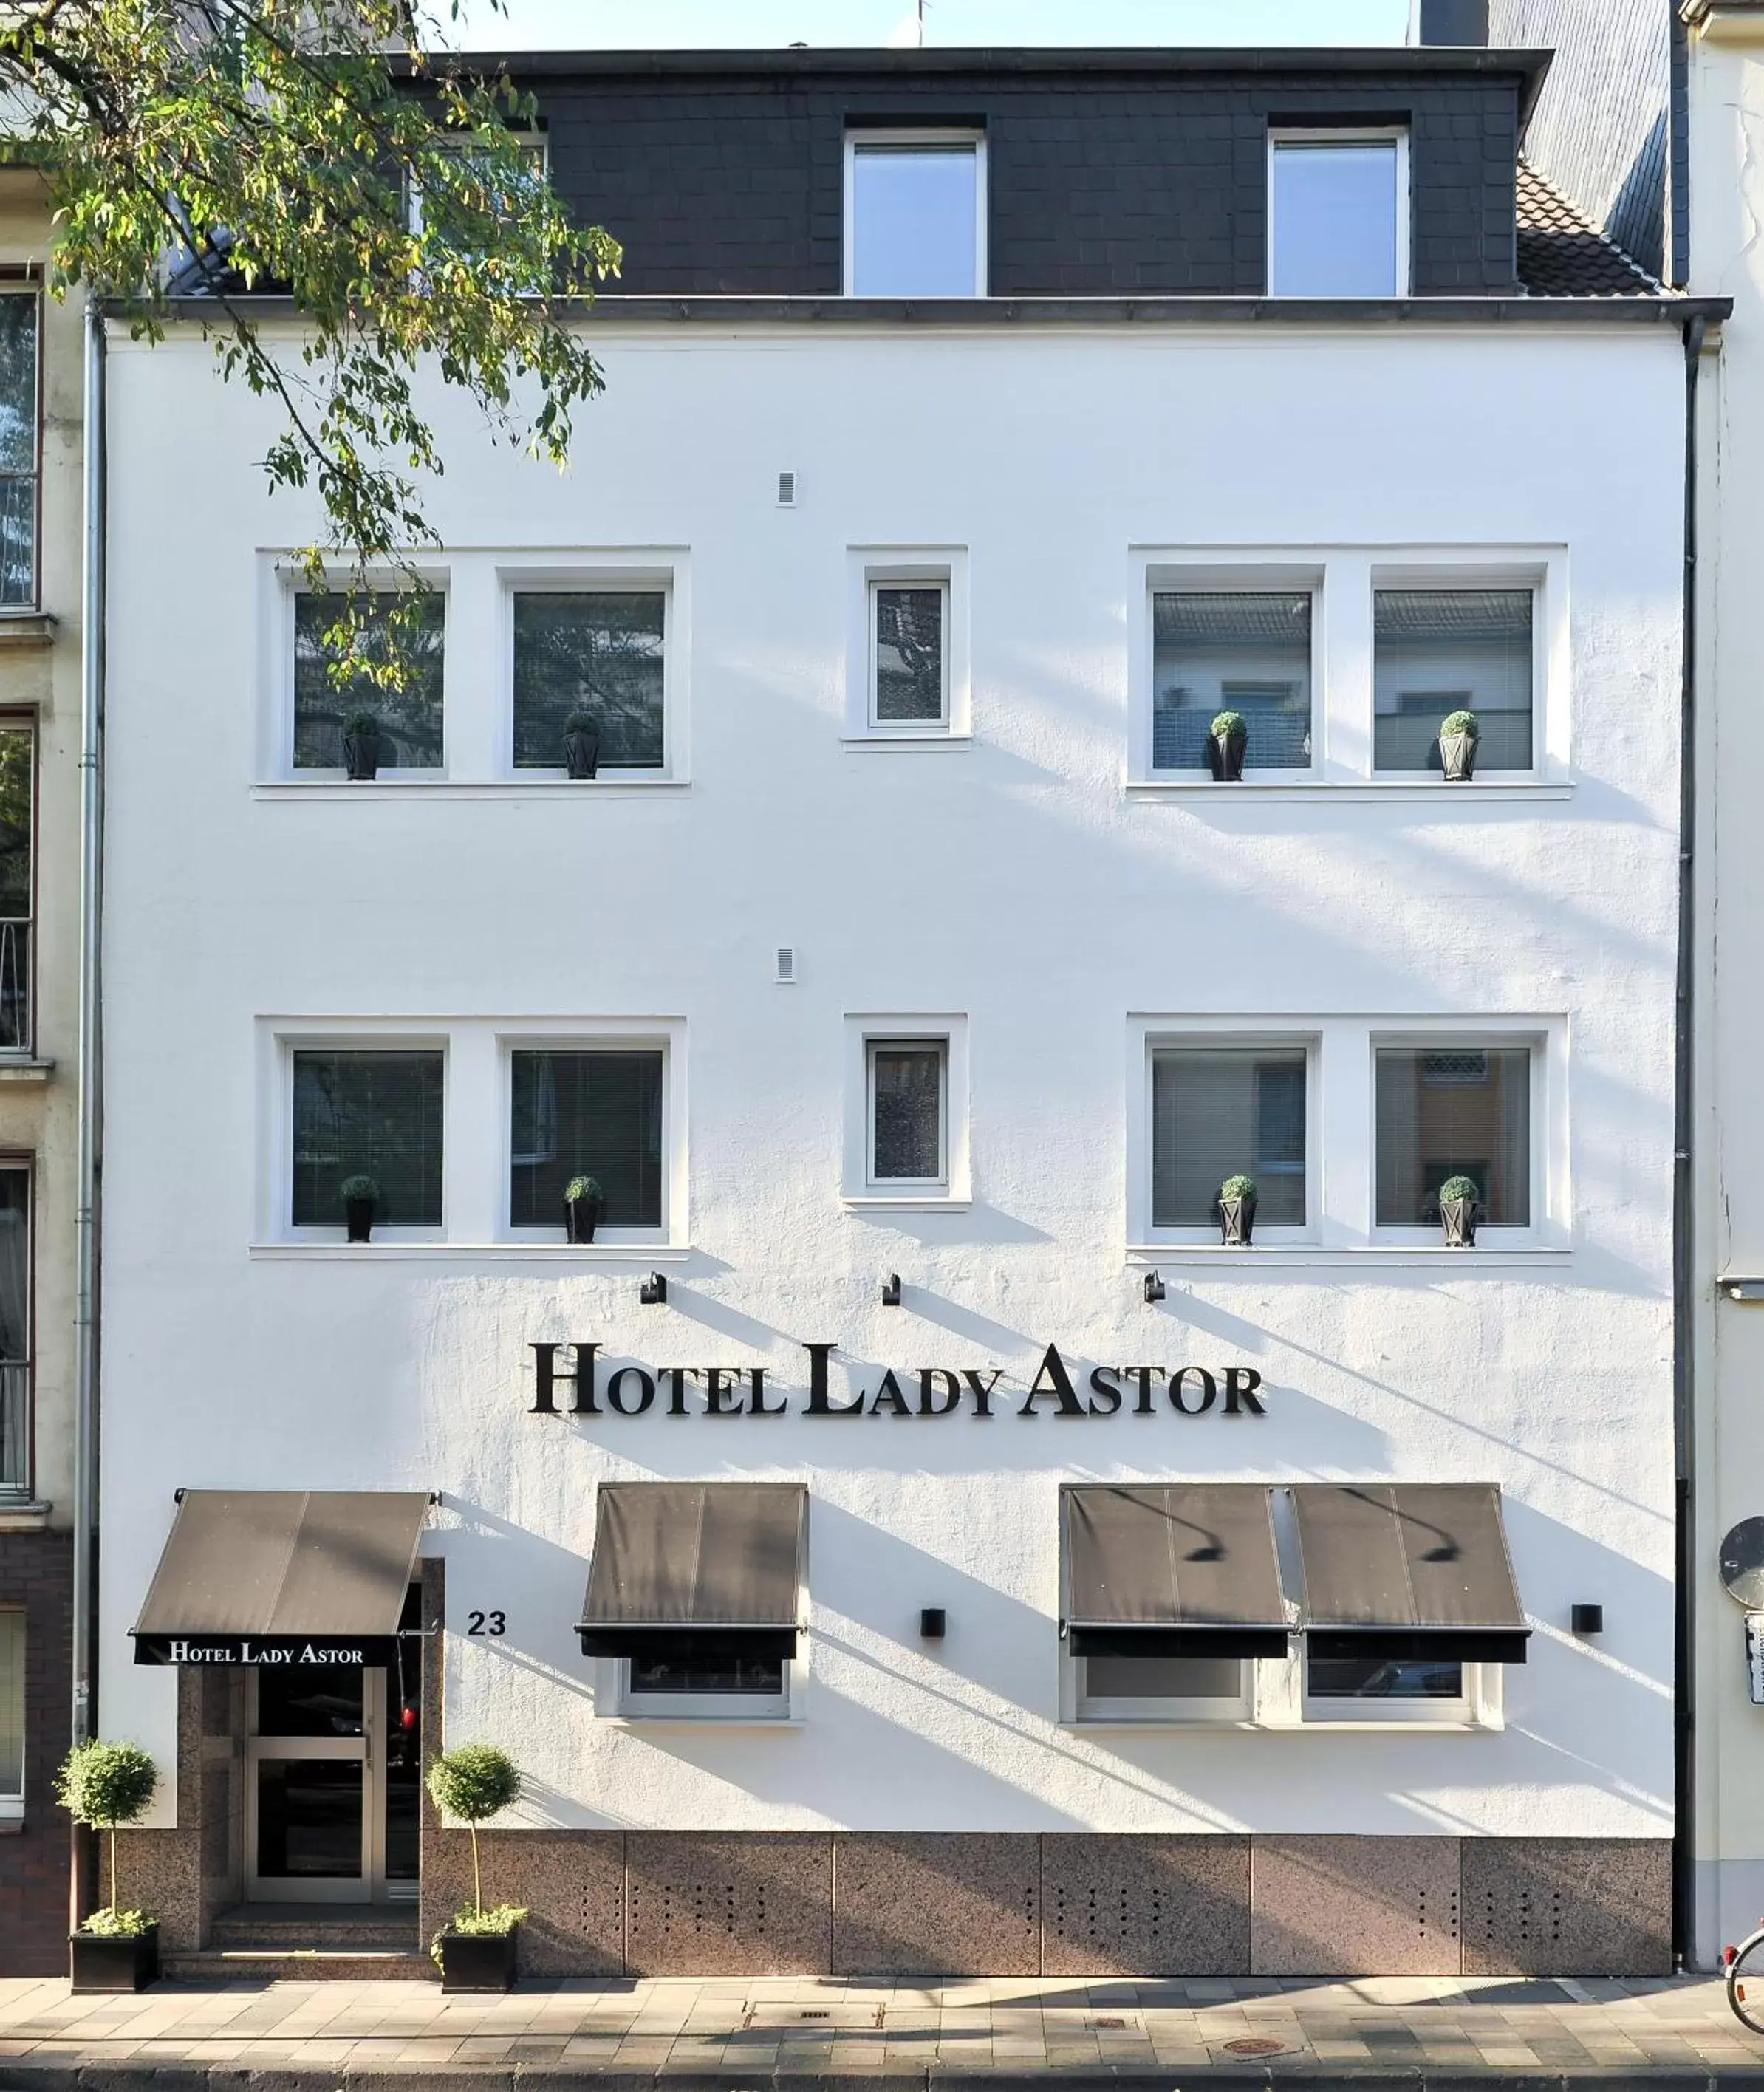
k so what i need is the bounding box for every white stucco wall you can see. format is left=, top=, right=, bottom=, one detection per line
left=97, top=317, right=1682, bottom=1840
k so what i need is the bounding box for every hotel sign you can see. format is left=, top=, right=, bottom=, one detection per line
left=132, top=1635, right=396, bottom=1667
left=529, top=1341, right=1268, bottom=1421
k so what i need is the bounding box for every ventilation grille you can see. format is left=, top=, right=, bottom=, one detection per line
left=776, top=946, right=796, bottom=983
left=1422, top=1050, right=1488, bottom=1087
left=777, top=471, right=796, bottom=507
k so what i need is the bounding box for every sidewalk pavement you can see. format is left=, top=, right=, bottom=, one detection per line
left=9, top=1970, right=1764, bottom=2088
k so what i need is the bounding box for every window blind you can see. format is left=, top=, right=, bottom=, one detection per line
left=513, top=592, right=665, bottom=768
left=510, top=1050, right=663, bottom=1226
left=293, top=592, right=445, bottom=770
left=1152, top=1048, right=1307, bottom=1226
left=1152, top=593, right=1311, bottom=770
left=292, top=1050, right=445, bottom=1226
left=1373, top=589, right=1533, bottom=772
left=1374, top=1046, right=1531, bottom=1225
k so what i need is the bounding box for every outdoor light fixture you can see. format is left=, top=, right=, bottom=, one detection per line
left=920, top=1608, right=946, bottom=1640
left=639, top=1272, right=667, bottom=1305
left=882, top=1274, right=902, bottom=1307
left=1571, top=1603, right=1604, bottom=1636
left=1143, top=1271, right=1166, bottom=1302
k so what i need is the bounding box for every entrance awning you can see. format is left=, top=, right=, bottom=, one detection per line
left=577, top=1482, right=806, bottom=1660
left=1061, top=1483, right=1290, bottom=1659
left=131, top=1490, right=429, bottom=1667
left=1291, top=1483, right=1530, bottom=1664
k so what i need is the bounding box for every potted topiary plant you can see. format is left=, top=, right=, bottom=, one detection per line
left=57, top=1740, right=160, bottom=1992
left=427, top=1743, right=527, bottom=1992
left=340, top=1173, right=380, bottom=1244
left=341, top=708, right=383, bottom=782
left=1438, top=708, right=1480, bottom=782
left=563, top=1174, right=604, bottom=1244
left=1437, top=1173, right=1482, bottom=1248
left=1206, top=709, right=1248, bottom=782
left=562, top=711, right=601, bottom=781
left=1217, top=1172, right=1258, bottom=1246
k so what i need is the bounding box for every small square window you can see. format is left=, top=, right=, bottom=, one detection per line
left=1373, top=589, right=1534, bottom=773
left=510, top=1048, right=663, bottom=1230
left=1152, top=1046, right=1307, bottom=1228
left=1375, top=1045, right=1532, bottom=1226
left=292, top=1049, right=444, bottom=1227
left=1269, top=132, right=1407, bottom=297
left=869, top=1039, right=947, bottom=1186
left=0, top=1607, right=19, bottom=1798
left=1152, top=592, right=1312, bottom=771
left=846, top=134, right=985, bottom=296
left=293, top=592, right=445, bottom=771
left=870, top=584, right=948, bottom=726
left=512, top=591, right=666, bottom=770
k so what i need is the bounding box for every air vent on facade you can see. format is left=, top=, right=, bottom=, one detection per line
left=777, top=471, right=796, bottom=507
left=776, top=946, right=796, bottom=983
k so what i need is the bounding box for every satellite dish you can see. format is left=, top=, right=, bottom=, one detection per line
left=1719, top=1518, right=1764, bottom=1609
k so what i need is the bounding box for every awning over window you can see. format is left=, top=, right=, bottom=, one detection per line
left=1291, top=1483, right=1529, bottom=1664
left=131, top=1490, right=429, bottom=1667
left=577, top=1482, right=807, bottom=1660
left=1061, top=1483, right=1290, bottom=1660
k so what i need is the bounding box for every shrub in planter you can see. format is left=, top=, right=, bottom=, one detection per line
left=563, top=1174, right=604, bottom=1245
left=561, top=711, right=601, bottom=781
left=1206, top=708, right=1248, bottom=782
left=1437, top=1172, right=1482, bottom=1248
left=340, top=1172, right=380, bottom=1244
left=1437, top=708, right=1480, bottom=782
left=1217, top=1172, right=1258, bottom=1246
left=341, top=708, right=383, bottom=782
left=57, top=1740, right=160, bottom=1992
left=427, top=1743, right=527, bottom=1992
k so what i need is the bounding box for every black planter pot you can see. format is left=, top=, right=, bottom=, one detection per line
left=437, top=1923, right=519, bottom=1993
left=70, top=1924, right=159, bottom=1993
left=564, top=1195, right=604, bottom=1245
left=1206, top=730, right=1248, bottom=782
left=1217, top=1194, right=1257, bottom=1246
left=343, top=731, right=381, bottom=783
left=1440, top=1195, right=1480, bottom=1248
left=563, top=729, right=601, bottom=781
left=345, top=1197, right=376, bottom=1244
left=1438, top=731, right=1479, bottom=782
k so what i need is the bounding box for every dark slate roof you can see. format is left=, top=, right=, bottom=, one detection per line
left=1516, top=160, right=1661, bottom=297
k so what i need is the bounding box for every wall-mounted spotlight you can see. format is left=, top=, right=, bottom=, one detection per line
left=1570, top=1603, right=1604, bottom=1636
left=1143, top=1271, right=1166, bottom=1303
left=640, top=1272, right=668, bottom=1305
left=920, top=1607, right=946, bottom=1640
left=881, top=1274, right=902, bottom=1308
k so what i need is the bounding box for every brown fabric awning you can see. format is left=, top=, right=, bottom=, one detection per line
left=1291, top=1483, right=1529, bottom=1663
left=131, top=1491, right=429, bottom=1666
left=1062, top=1484, right=1290, bottom=1659
left=577, top=1482, right=807, bottom=1660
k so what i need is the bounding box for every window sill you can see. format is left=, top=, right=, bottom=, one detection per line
left=843, top=1194, right=973, bottom=1211
left=598, top=1716, right=804, bottom=1730
left=249, top=1242, right=692, bottom=1262
left=1067, top=1716, right=1257, bottom=1732
left=1129, top=1245, right=1569, bottom=1268
left=0, top=1058, right=52, bottom=1084
left=1126, top=779, right=1570, bottom=803
left=256, top=779, right=689, bottom=800
left=841, top=735, right=972, bottom=753
left=0, top=612, right=54, bottom=651
left=0, top=1499, right=52, bottom=1532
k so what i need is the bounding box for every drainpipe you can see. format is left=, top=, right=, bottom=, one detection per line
left=1674, top=306, right=1708, bottom=1968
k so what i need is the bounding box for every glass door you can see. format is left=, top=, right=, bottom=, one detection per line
left=246, top=1667, right=370, bottom=1902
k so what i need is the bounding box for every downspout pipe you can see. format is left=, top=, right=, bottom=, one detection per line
left=1674, top=305, right=1708, bottom=1968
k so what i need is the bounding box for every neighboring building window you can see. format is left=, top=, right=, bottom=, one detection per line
left=869, top=1039, right=947, bottom=1186
left=622, top=1645, right=787, bottom=1717
left=0, top=724, right=33, bottom=1053
left=1078, top=1653, right=1249, bottom=1723
left=870, top=583, right=947, bottom=726
left=292, top=1049, right=444, bottom=1228
left=0, top=1607, right=21, bottom=1799
left=293, top=592, right=445, bottom=771
left=846, top=133, right=985, bottom=296
left=1268, top=132, right=1407, bottom=297
left=0, top=1171, right=27, bottom=1502
left=510, top=1048, right=664, bottom=1229
left=1374, top=1046, right=1532, bottom=1227
left=512, top=591, right=666, bottom=770
left=1152, top=1046, right=1307, bottom=1228
left=1373, top=589, right=1534, bottom=773
left=1152, top=592, right=1312, bottom=771
left=0, top=295, right=36, bottom=607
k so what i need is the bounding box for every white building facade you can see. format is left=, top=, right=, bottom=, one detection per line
left=93, top=47, right=1709, bottom=1978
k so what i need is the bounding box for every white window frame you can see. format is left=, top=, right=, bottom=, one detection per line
left=499, top=564, right=680, bottom=782
left=866, top=1036, right=948, bottom=1189
left=1141, top=567, right=1322, bottom=781
left=846, top=550, right=970, bottom=745
left=1296, top=1652, right=1498, bottom=1729
left=275, top=1032, right=449, bottom=1245
left=276, top=570, right=451, bottom=783
left=499, top=1028, right=675, bottom=1245
left=1369, top=561, right=1550, bottom=782
left=843, top=1015, right=971, bottom=1207
left=616, top=1655, right=795, bottom=1722
left=1267, top=126, right=1411, bottom=298
left=1070, top=1652, right=1256, bottom=1728
left=843, top=128, right=988, bottom=298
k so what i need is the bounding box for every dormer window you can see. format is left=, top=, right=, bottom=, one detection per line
left=1268, top=129, right=1409, bottom=296
left=844, top=131, right=986, bottom=296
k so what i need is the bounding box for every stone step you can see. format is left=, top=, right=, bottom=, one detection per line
left=161, top=1947, right=435, bottom=1983
left=210, top=1918, right=418, bottom=1951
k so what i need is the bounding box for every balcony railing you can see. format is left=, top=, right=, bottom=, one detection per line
left=0, top=1358, right=30, bottom=1497
left=0, top=919, right=29, bottom=1053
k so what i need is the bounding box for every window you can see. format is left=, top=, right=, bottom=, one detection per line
left=0, top=724, right=33, bottom=1053
left=510, top=1049, right=663, bottom=1231
left=1151, top=1046, right=1307, bottom=1229
left=845, top=132, right=985, bottom=296
left=621, top=1644, right=789, bottom=1717
left=0, top=295, right=37, bottom=606
left=1302, top=1648, right=1481, bottom=1724
left=1374, top=589, right=1534, bottom=773
left=292, top=1050, right=444, bottom=1228
left=1078, top=1653, right=1251, bottom=1723
left=1152, top=592, right=1311, bottom=772
left=0, top=1607, right=20, bottom=1800
left=409, top=133, right=550, bottom=280
left=870, top=584, right=947, bottom=726
left=1375, top=1045, right=1531, bottom=1227
left=293, top=592, right=445, bottom=772
left=513, top=592, right=666, bottom=770
left=0, top=1169, right=29, bottom=1500
left=868, top=1039, right=947, bottom=1186
left=1268, top=131, right=1407, bottom=296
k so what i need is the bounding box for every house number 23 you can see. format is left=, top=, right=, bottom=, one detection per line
left=466, top=1610, right=506, bottom=1637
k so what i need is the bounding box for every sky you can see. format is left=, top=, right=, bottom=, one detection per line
left=449, top=0, right=1413, bottom=53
